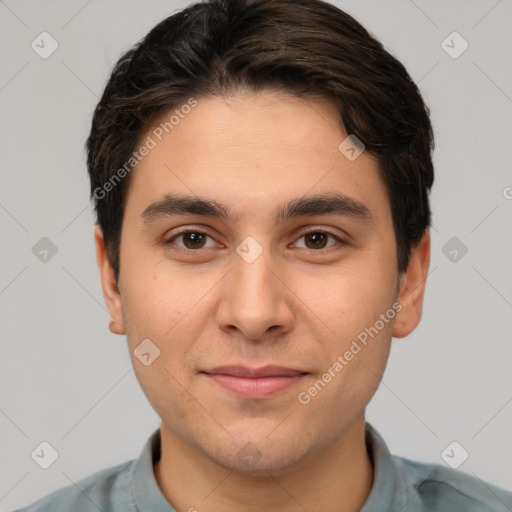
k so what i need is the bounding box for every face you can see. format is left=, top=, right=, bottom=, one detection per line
left=96, top=90, right=429, bottom=473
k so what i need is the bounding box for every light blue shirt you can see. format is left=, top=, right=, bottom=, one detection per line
left=14, top=422, right=512, bottom=511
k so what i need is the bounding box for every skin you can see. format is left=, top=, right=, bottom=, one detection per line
left=95, top=90, right=430, bottom=512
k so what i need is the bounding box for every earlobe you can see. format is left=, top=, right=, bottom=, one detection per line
left=109, top=317, right=125, bottom=335
left=392, top=230, right=431, bottom=339
left=94, top=226, right=126, bottom=335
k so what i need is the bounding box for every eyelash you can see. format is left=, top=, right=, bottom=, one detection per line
left=165, top=228, right=345, bottom=252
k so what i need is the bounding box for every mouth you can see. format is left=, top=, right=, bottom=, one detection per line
left=200, top=365, right=309, bottom=399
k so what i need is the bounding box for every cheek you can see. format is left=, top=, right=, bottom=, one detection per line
left=290, top=262, right=397, bottom=411
left=120, top=264, right=198, bottom=341
left=295, top=316, right=394, bottom=429
left=132, top=359, right=203, bottom=438
left=120, top=266, right=218, bottom=400
left=292, top=260, right=395, bottom=342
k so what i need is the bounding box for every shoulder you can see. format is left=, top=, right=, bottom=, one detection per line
left=13, top=459, right=135, bottom=512
left=395, top=455, right=512, bottom=511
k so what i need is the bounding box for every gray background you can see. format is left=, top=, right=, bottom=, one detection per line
left=1, top=0, right=511, bottom=509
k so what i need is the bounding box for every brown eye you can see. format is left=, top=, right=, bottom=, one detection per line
left=167, top=231, right=216, bottom=250
left=294, top=231, right=342, bottom=250
left=182, top=232, right=207, bottom=249
left=304, top=232, right=328, bottom=249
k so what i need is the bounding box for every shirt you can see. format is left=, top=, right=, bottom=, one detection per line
left=14, top=422, right=512, bottom=511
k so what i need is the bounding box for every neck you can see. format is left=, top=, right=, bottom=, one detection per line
left=154, top=417, right=374, bottom=512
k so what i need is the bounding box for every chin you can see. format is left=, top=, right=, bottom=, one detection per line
left=198, top=427, right=314, bottom=474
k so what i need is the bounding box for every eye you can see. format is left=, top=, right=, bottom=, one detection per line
left=293, top=230, right=343, bottom=250
left=166, top=230, right=218, bottom=250
left=165, top=229, right=344, bottom=252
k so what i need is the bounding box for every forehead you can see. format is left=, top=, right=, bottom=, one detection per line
left=124, top=91, right=391, bottom=227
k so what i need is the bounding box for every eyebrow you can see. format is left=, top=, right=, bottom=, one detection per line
left=140, top=192, right=373, bottom=226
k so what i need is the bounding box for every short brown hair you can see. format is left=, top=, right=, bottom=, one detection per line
left=86, top=0, right=434, bottom=281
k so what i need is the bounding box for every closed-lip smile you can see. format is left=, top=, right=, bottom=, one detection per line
left=201, top=365, right=309, bottom=399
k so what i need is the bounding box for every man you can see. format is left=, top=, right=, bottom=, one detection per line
left=16, top=0, right=512, bottom=510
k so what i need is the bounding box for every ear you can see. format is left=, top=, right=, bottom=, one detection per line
left=392, top=230, right=431, bottom=338
left=94, top=226, right=126, bottom=335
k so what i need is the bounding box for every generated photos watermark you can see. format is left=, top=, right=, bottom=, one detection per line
left=93, top=97, right=198, bottom=200
left=298, top=301, right=402, bottom=405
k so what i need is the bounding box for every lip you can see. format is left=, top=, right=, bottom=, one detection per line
left=201, top=365, right=308, bottom=399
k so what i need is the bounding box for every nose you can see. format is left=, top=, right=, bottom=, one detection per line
left=215, top=246, right=295, bottom=342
